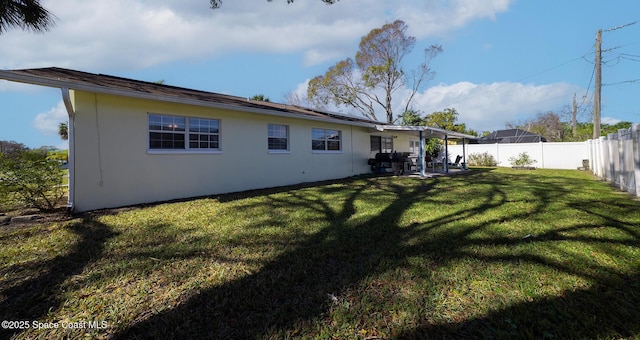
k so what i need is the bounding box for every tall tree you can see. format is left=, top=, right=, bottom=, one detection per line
left=398, top=109, right=425, bottom=126
left=0, top=140, right=28, bottom=156
left=424, top=108, right=467, bottom=133
left=284, top=90, right=309, bottom=107
left=0, top=0, right=55, bottom=34
left=308, top=20, right=442, bottom=123
left=507, top=111, right=565, bottom=142
left=399, top=107, right=476, bottom=136
left=210, top=0, right=338, bottom=9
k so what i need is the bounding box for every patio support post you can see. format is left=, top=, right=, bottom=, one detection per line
left=419, top=130, right=425, bottom=177
left=444, top=135, right=449, bottom=173
left=462, top=138, right=467, bottom=170
left=61, top=87, right=75, bottom=211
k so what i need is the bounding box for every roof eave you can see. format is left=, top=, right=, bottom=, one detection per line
left=375, top=124, right=477, bottom=139
left=0, top=70, right=377, bottom=129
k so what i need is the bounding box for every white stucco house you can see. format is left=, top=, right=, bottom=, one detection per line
left=0, top=68, right=474, bottom=212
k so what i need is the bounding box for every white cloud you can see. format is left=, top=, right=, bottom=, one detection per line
left=1, top=0, right=513, bottom=70
left=291, top=77, right=583, bottom=132
left=601, top=116, right=621, bottom=125
left=396, top=0, right=511, bottom=38
left=32, top=101, right=68, bottom=136
left=408, top=81, right=582, bottom=132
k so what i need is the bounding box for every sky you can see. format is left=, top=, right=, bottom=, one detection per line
left=1, top=0, right=639, bottom=149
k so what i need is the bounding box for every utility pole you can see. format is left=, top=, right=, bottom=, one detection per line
left=593, top=29, right=602, bottom=139
left=572, top=93, right=577, bottom=137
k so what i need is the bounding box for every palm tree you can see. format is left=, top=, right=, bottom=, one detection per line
left=58, top=122, right=68, bottom=141
left=0, top=0, right=55, bottom=34
left=250, top=94, right=270, bottom=102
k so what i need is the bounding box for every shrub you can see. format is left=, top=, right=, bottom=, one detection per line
left=467, top=152, right=497, bottom=166
left=424, top=138, right=443, bottom=159
left=0, top=149, right=66, bottom=211
left=508, top=152, right=537, bottom=167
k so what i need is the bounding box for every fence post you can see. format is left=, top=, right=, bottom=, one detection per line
left=634, top=124, right=640, bottom=196
left=598, top=136, right=609, bottom=179
left=618, top=129, right=626, bottom=191
left=539, top=141, right=544, bottom=168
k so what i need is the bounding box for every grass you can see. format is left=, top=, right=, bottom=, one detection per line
left=1, top=167, right=640, bottom=339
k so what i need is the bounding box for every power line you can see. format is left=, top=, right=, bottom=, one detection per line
left=604, top=21, right=638, bottom=32
left=619, top=54, right=640, bottom=62
left=515, top=55, right=589, bottom=83
left=583, top=63, right=595, bottom=97
left=603, top=79, right=640, bottom=86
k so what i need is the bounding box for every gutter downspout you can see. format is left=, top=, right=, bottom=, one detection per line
left=61, top=88, right=75, bottom=212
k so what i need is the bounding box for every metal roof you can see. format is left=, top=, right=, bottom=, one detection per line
left=479, top=128, right=546, bottom=143
left=375, top=125, right=477, bottom=140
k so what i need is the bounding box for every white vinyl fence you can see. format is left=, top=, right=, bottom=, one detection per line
left=587, top=123, right=640, bottom=196
left=447, top=141, right=590, bottom=170
left=447, top=123, right=640, bottom=197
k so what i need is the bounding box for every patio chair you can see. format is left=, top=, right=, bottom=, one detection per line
left=408, top=156, right=419, bottom=172
left=449, top=155, right=464, bottom=168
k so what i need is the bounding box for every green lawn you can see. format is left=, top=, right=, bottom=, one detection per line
left=1, top=168, right=639, bottom=339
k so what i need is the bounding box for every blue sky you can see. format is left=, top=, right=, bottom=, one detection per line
left=1, top=0, right=639, bottom=148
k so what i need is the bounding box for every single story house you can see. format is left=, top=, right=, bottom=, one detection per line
left=476, top=128, right=547, bottom=144
left=0, top=67, right=475, bottom=212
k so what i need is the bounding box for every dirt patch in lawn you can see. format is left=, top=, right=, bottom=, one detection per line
left=0, top=207, right=74, bottom=233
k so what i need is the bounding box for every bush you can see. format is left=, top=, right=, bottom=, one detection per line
left=508, top=152, right=537, bottom=167
left=467, top=152, right=497, bottom=167
left=425, top=138, right=443, bottom=158
left=0, top=149, right=66, bottom=212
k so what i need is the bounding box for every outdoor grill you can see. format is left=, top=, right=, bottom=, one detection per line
left=368, top=152, right=411, bottom=175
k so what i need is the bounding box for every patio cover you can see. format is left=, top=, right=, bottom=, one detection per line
left=374, top=125, right=477, bottom=176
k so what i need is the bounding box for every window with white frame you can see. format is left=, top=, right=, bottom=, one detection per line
left=148, top=114, right=220, bottom=151
left=268, top=124, right=289, bottom=151
left=370, top=135, right=393, bottom=153
left=409, top=140, right=420, bottom=155
left=149, top=114, right=186, bottom=149
left=312, top=128, right=341, bottom=151
left=188, top=117, right=220, bottom=149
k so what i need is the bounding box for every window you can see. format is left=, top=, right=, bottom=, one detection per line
left=370, top=136, right=393, bottom=153
left=189, top=118, right=220, bottom=149
left=268, top=124, right=289, bottom=151
left=148, top=114, right=220, bottom=151
left=312, top=128, right=341, bottom=151
left=409, top=140, right=420, bottom=155
left=149, top=114, right=186, bottom=149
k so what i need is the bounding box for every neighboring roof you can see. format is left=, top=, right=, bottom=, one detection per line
left=0, top=67, right=471, bottom=139
left=478, top=128, right=546, bottom=143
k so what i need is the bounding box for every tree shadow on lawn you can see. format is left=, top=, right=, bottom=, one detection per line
left=113, top=170, right=640, bottom=339
left=0, top=218, right=118, bottom=339
left=404, top=202, right=640, bottom=338
left=402, top=269, right=640, bottom=339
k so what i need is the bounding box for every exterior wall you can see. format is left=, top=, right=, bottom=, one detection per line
left=367, top=132, right=418, bottom=158
left=71, top=91, right=373, bottom=212
left=447, top=142, right=590, bottom=169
